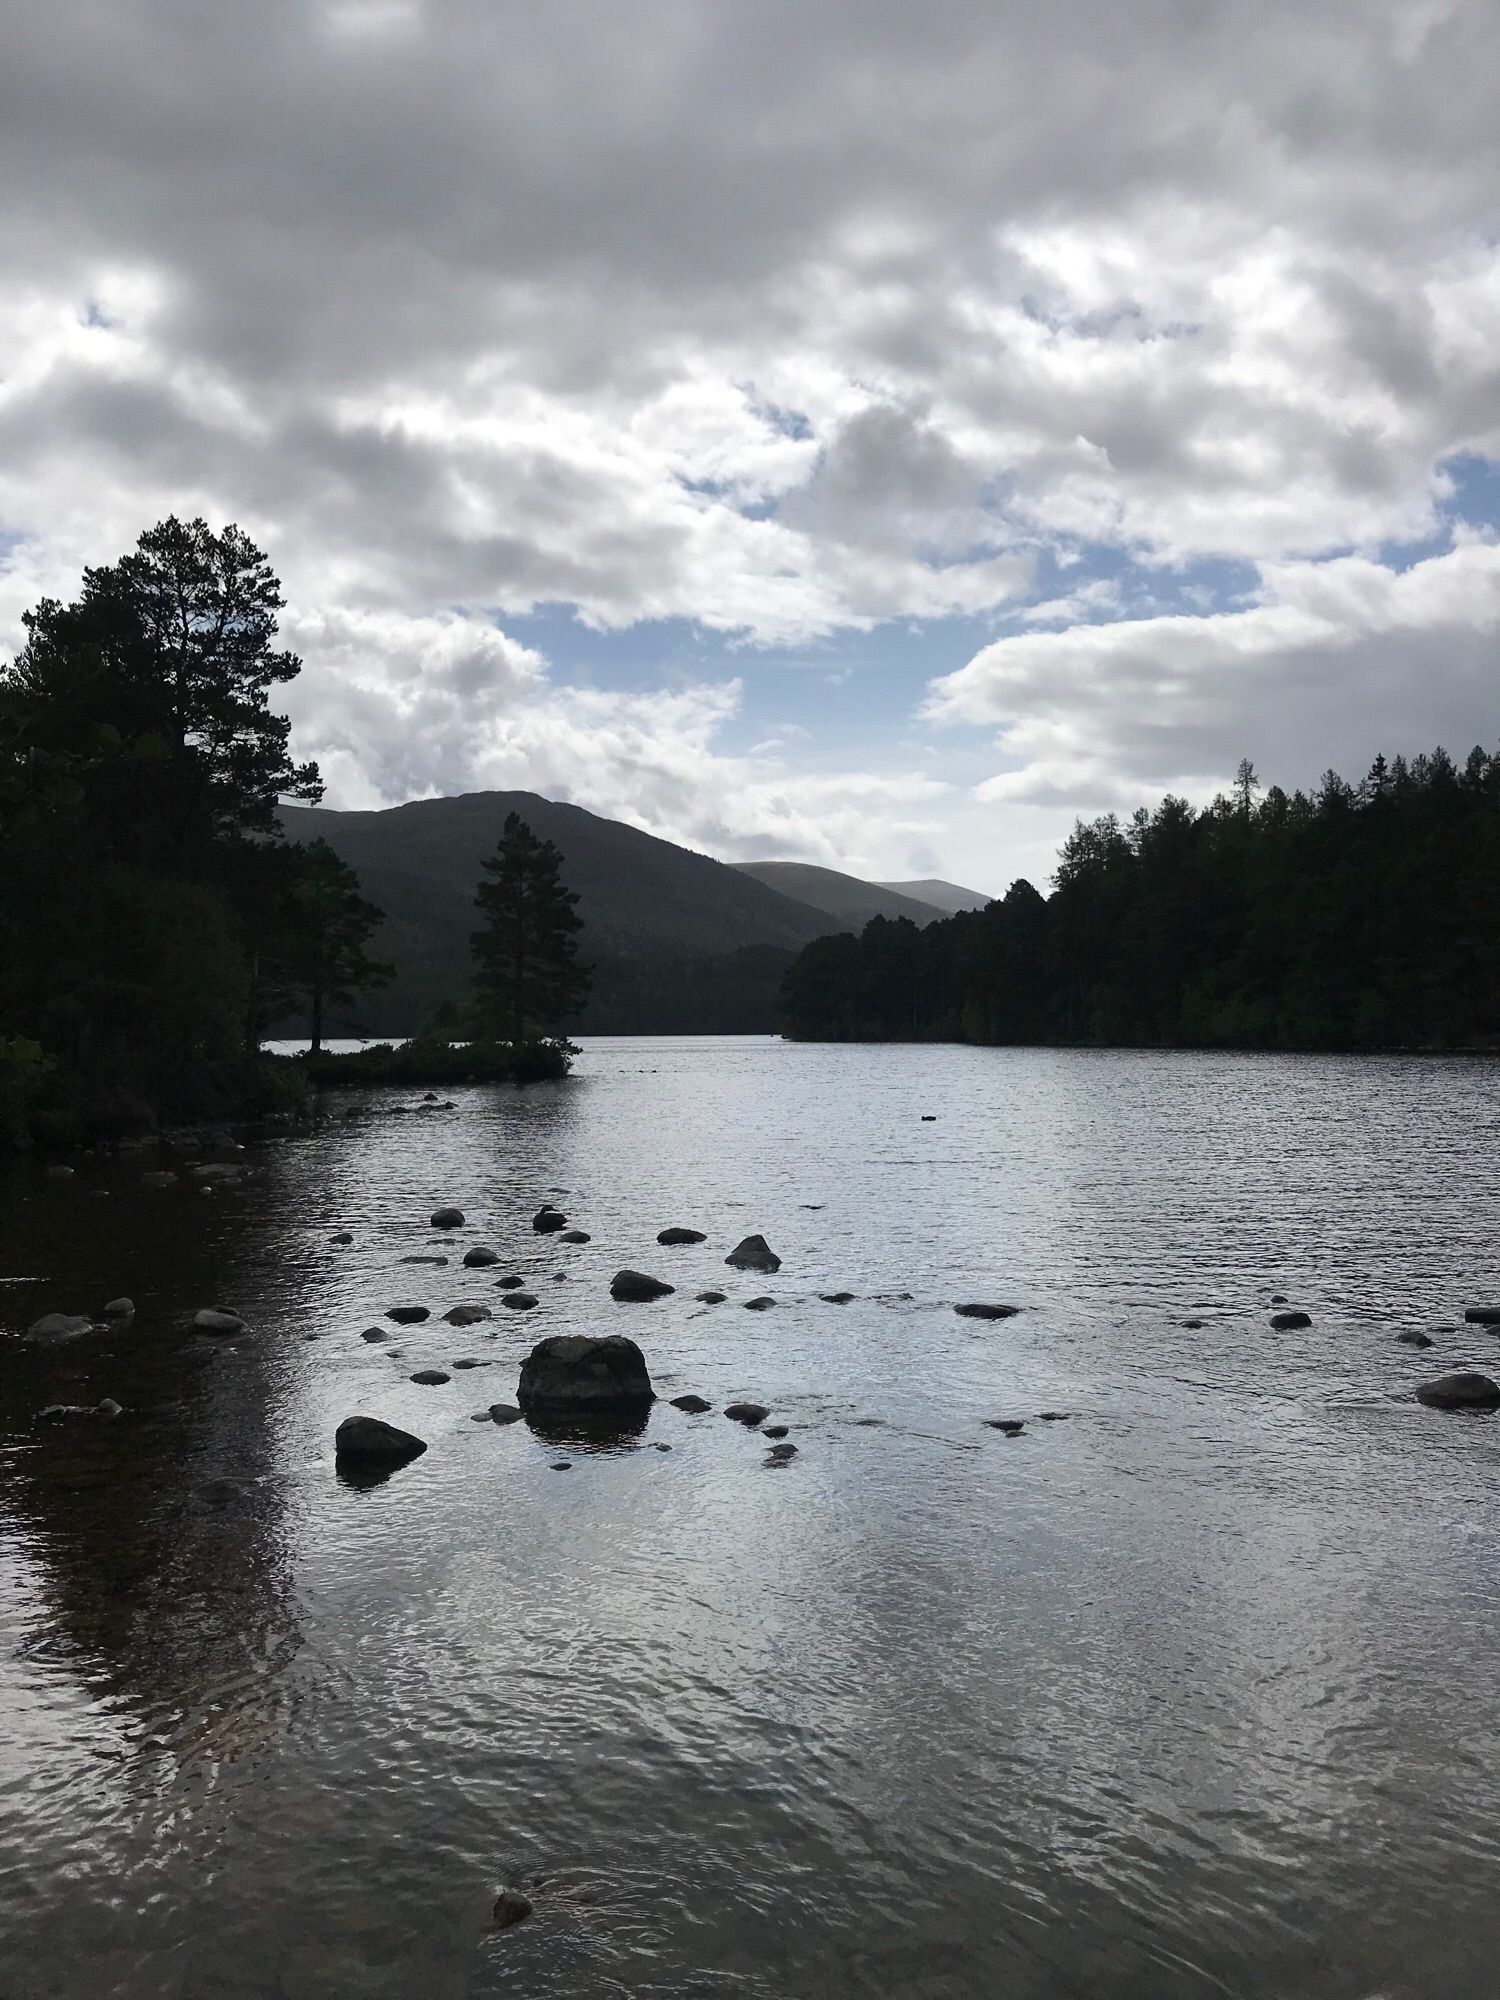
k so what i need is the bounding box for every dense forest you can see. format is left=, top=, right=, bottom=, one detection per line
left=781, top=755, right=1500, bottom=1050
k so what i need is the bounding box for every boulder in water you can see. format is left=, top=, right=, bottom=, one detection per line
left=1415, top=1371, right=1500, bottom=1410
left=984, top=1418, right=1026, bottom=1436
left=1463, top=1307, right=1500, bottom=1325
left=400, top=1255, right=448, bottom=1265
left=330, top=1231, right=354, bottom=1246
left=670, top=1393, right=712, bottom=1413
left=743, top=1296, right=777, bottom=1311
left=141, top=1170, right=178, bottom=1187
left=495, top=1274, right=525, bottom=1289
left=517, top=1334, right=654, bottom=1414
left=724, top=1401, right=769, bottom=1426
left=533, top=1206, right=568, bottom=1234
left=492, top=1890, right=533, bottom=1929
left=430, top=1207, right=465, bottom=1228
left=387, top=1305, right=430, bottom=1324
left=610, top=1269, right=675, bottom=1303
left=559, top=1229, right=591, bottom=1244
left=762, top=1423, right=789, bottom=1438
left=764, top=1441, right=798, bottom=1463
left=192, top=1308, right=246, bottom=1336
left=820, top=1292, right=855, bottom=1305
left=442, top=1303, right=493, bottom=1325
left=955, top=1302, right=1020, bottom=1321
left=725, top=1235, right=780, bottom=1273
left=657, top=1227, right=706, bottom=1245
left=695, top=1290, right=727, bottom=1305
left=500, top=1291, right=538, bottom=1311
left=360, top=1327, right=389, bottom=1342
left=463, top=1246, right=501, bottom=1267
left=102, top=1297, right=135, bottom=1318
left=488, top=1403, right=524, bottom=1424
left=1397, top=1330, right=1434, bottom=1348
left=1269, top=1310, right=1312, bottom=1331
left=335, top=1415, right=427, bottom=1468
left=409, top=1369, right=450, bottom=1386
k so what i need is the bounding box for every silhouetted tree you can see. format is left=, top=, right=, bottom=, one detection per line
left=471, top=813, right=589, bottom=1041
left=278, top=839, right=392, bottom=1053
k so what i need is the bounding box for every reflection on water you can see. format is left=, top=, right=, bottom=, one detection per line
left=5, top=1039, right=1500, bottom=1996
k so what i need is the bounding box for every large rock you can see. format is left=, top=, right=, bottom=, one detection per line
left=409, top=1369, right=451, bottom=1386
left=517, top=1334, right=654, bottom=1414
left=500, top=1291, right=538, bottom=1310
left=102, top=1297, right=135, bottom=1318
left=1416, top=1371, right=1500, bottom=1410
left=192, top=1308, right=246, bottom=1336
left=1397, top=1330, right=1434, bottom=1348
left=430, top=1207, right=465, bottom=1228
left=442, top=1303, right=493, bottom=1325
left=657, top=1227, right=707, bottom=1245
left=726, top=1235, right=780, bottom=1273
left=190, top=1163, right=242, bottom=1184
left=1270, top=1310, right=1312, bottom=1331
left=1463, top=1307, right=1500, bottom=1325
left=695, top=1290, right=727, bottom=1305
left=387, top=1305, right=431, bottom=1324
left=670, top=1393, right=712, bottom=1413
left=610, top=1269, right=675, bottom=1302
left=743, top=1296, right=777, bottom=1311
left=334, top=1415, right=428, bottom=1468
left=463, top=1247, right=501, bottom=1267
left=533, top=1206, right=568, bottom=1233
left=23, top=1313, right=94, bottom=1346
left=724, top=1401, right=769, bottom=1425
left=559, top=1229, right=591, bottom=1244
left=954, top=1302, right=1020, bottom=1321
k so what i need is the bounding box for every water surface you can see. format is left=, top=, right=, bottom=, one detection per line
left=4, top=1037, right=1500, bottom=1998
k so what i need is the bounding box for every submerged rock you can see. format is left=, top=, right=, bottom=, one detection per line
left=695, top=1290, right=727, bottom=1305
left=1269, top=1310, right=1312, bottom=1330
left=1416, top=1371, right=1500, bottom=1410
left=191, top=1308, right=246, bottom=1336
left=1037, top=1411, right=1070, bottom=1422
left=985, top=1419, right=1026, bottom=1436
left=743, top=1296, right=777, bottom=1311
left=1397, top=1330, right=1435, bottom=1348
left=450, top=1357, right=494, bottom=1370
left=463, top=1246, right=501, bottom=1267
left=657, top=1227, right=707, bottom=1245
left=442, top=1303, right=493, bottom=1325
left=400, top=1255, right=448, bottom=1266
left=330, top=1231, right=354, bottom=1246
left=387, top=1305, right=430, bottom=1324
left=610, top=1269, right=675, bottom=1302
left=140, top=1170, right=178, bottom=1187
left=190, top=1163, right=242, bottom=1184
left=820, top=1292, right=855, bottom=1305
left=334, top=1415, right=427, bottom=1468
left=518, top=1334, right=655, bottom=1414
left=430, top=1207, right=465, bottom=1228
left=24, top=1312, right=97, bottom=1346
left=724, top=1401, right=769, bottom=1426
left=955, top=1302, right=1020, bottom=1321
left=726, top=1235, right=780, bottom=1273
left=670, top=1393, right=712, bottom=1413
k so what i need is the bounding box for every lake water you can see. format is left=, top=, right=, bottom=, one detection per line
left=5, top=1036, right=1500, bottom=1999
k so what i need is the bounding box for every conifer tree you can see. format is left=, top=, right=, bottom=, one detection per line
left=471, top=813, right=589, bottom=1042
left=279, top=839, right=392, bottom=1053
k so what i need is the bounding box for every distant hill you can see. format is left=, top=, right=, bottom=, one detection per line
left=276, top=791, right=840, bottom=1035
left=730, top=861, right=950, bottom=929
left=876, top=877, right=991, bottom=915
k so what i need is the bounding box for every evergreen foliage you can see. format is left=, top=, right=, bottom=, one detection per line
left=0, top=519, right=390, bottom=1143
left=471, top=812, right=591, bottom=1040
left=781, top=747, right=1500, bottom=1050
left=276, top=838, right=392, bottom=1053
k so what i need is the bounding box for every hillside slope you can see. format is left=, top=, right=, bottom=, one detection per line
left=730, top=860, right=949, bottom=929
left=276, top=791, right=839, bottom=1034
left=876, top=877, right=991, bottom=915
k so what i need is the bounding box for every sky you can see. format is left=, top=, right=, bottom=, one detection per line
left=3, top=0, right=1499, bottom=896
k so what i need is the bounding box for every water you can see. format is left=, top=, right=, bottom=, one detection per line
left=4, top=1037, right=1500, bottom=1999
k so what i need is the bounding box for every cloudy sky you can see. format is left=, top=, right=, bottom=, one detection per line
left=4, top=0, right=1498, bottom=893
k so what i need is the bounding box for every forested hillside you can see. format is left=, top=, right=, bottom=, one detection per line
left=781, top=753, right=1500, bottom=1051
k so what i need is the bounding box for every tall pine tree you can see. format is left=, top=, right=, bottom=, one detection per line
left=471, top=813, right=589, bottom=1042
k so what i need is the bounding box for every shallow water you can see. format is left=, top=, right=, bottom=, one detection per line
left=4, top=1036, right=1500, bottom=1999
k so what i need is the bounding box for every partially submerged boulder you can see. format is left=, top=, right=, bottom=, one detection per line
left=463, top=1247, right=501, bottom=1267
left=517, top=1334, right=654, bottom=1415
left=955, top=1302, right=1020, bottom=1321
left=430, top=1207, right=465, bottom=1228
left=1270, top=1310, right=1312, bottom=1331
left=533, top=1206, right=568, bottom=1234
left=1416, top=1371, right=1500, bottom=1410
left=1463, top=1307, right=1500, bottom=1325
left=488, top=1403, right=524, bottom=1424
left=500, top=1291, right=538, bottom=1311
left=442, top=1303, right=493, bottom=1325
left=387, top=1306, right=430, bottom=1324
left=102, top=1297, right=135, bottom=1318
left=409, top=1368, right=451, bottom=1386
left=559, top=1229, right=591, bottom=1244
left=743, top=1296, right=777, bottom=1311
left=657, top=1227, right=706, bottom=1245
left=24, top=1313, right=95, bottom=1346
left=192, top=1308, right=246, bottom=1336
left=726, top=1235, right=780, bottom=1273
left=820, top=1292, right=855, bottom=1305
left=724, top=1401, right=769, bottom=1426
left=1397, top=1330, right=1434, bottom=1348
left=695, top=1290, right=727, bottom=1305
left=671, top=1393, right=712, bottom=1413
left=610, top=1269, right=675, bottom=1302
left=334, top=1415, right=427, bottom=1468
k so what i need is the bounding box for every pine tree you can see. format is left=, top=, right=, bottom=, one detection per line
left=280, top=839, right=392, bottom=1053
left=471, top=813, right=589, bottom=1042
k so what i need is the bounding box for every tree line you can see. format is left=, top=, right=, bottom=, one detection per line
left=781, top=754, right=1500, bottom=1050
left=0, top=519, right=587, bottom=1146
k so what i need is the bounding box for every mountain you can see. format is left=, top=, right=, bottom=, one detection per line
left=876, top=877, right=992, bottom=915
left=276, top=791, right=840, bottom=1035
left=729, top=861, right=951, bottom=929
